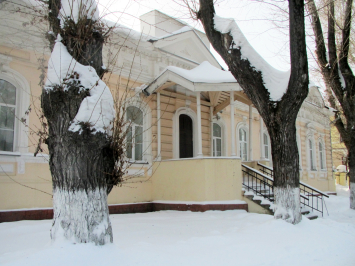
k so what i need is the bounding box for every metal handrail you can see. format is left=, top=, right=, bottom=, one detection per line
left=258, top=163, right=329, bottom=198
left=246, top=163, right=329, bottom=217
left=242, top=164, right=274, bottom=203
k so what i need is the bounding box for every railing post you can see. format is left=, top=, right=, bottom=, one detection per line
left=321, top=196, right=324, bottom=217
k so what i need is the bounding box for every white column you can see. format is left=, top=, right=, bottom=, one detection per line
left=196, top=92, right=203, bottom=157
left=230, top=91, right=236, bottom=157
left=157, top=92, right=161, bottom=161
left=249, top=105, right=253, bottom=161
left=210, top=106, right=213, bottom=157
left=260, top=115, right=265, bottom=160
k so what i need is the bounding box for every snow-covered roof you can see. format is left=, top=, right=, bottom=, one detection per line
left=144, top=61, right=241, bottom=95
left=166, top=61, right=236, bottom=83
left=152, top=26, right=194, bottom=40
left=104, top=19, right=153, bottom=41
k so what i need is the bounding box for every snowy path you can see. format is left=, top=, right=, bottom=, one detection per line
left=0, top=185, right=354, bottom=266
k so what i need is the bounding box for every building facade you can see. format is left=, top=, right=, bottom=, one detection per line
left=0, top=3, right=335, bottom=212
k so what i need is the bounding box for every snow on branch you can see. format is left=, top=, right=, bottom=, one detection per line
left=45, top=35, right=114, bottom=135
left=213, top=14, right=290, bottom=101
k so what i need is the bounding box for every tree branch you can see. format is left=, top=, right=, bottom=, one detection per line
left=307, top=0, right=329, bottom=75
left=282, top=0, right=309, bottom=114
left=327, top=0, right=337, bottom=72
left=197, top=0, right=271, bottom=122
left=307, top=0, right=345, bottom=105
left=339, top=0, right=355, bottom=95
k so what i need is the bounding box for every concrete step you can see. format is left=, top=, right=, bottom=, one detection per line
left=244, top=190, right=318, bottom=220
left=301, top=210, right=310, bottom=215
left=306, top=214, right=318, bottom=220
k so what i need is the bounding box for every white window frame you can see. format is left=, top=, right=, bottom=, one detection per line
left=124, top=100, right=152, bottom=164
left=0, top=60, right=30, bottom=155
left=211, top=117, right=227, bottom=157
left=212, top=123, right=222, bottom=157
left=263, top=133, right=270, bottom=160
left=173, top=107, right=198, bottom=159
left=237, top=123, right=249, bottom=161
left=307, top=137, right=317, bottom=172
left=318, top=138, right=326, bottom=171
left=126, top=106, right=144, bottom=162
left=0, top=79, right=17, bottom=152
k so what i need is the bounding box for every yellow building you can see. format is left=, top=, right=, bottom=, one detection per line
left=0, top=4, right=334, bottom=219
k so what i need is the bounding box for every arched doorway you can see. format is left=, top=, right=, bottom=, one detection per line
left=179, top=114, right=193, bottom=158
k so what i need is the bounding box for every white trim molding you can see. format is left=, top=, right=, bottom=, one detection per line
left=124, top=97, right=152, bottom=165
left=262, top=131, right=271, bottom=161
left=236, top=122, right=249, bottom=161
left=173, top=107, right=198, bottom=159
left=212, top=116, right=227, bottom=157
left=306, top=123, right=317, bottom=173
left=318, top=137, right=327, bottom=171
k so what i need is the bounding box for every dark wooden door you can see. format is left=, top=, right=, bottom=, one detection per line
left=179, top=114, right=193, bottom=158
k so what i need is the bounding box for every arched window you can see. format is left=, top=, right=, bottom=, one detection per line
left=213, top=123, right=222, bottom=157
left=263, top=133, right=269, bottom=159
left=319, top=141, right=326, bottom=170
left=126, top=106, right=143, bottom=161
left=239, top=128, right=248, bottom=161
left=0, top=79, right=16, bottom=152
left=308, top=139, right=316, bottom=171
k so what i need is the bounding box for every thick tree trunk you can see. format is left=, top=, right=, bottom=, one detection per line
left=42, top=88, right=113, bottom=244
left=269, top=122, right=301, bottom=223
left=44, top=0, right=115, bottom=244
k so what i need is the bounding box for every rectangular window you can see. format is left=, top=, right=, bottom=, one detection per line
left=0, top=80, right=17, bottom=152
left=126, top=126, right=133, bottom=159
left=126, top=106, right=144, bottom=161
left=319, top=142, right=326, bottom=170
left=213, top=123, right=222, bottom=157
left=309, top=139, right=316, bottom=171
left=134, top=126, right=143, bottom=161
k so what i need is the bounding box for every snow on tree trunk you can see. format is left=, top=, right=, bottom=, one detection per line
left=348, top=145, right=355, bottom=209
left=44, top=0, right=115, bottom=244
left=274, top=187, right=301, bottom=223
left=351, top=183, right=355, bottom=209
left=269, top=122, right=302, bottom=224
left=51, top=188, right=112, bottom=244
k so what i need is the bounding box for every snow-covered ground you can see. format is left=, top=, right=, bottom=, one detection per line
left=1, top=185, right=354, bottom=266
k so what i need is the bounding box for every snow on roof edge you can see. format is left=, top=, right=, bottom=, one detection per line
left=144, top=61, right=237, bottom=95
left=214, top=14, right=290, bottom=101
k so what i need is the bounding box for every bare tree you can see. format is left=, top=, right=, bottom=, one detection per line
left=306, top=0, right=355, bottom=208
left=182, top=0, right=310, bottom=224
left=42, top=0, right=123, bottom=244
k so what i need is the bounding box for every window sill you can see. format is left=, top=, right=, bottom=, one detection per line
left=0, top=151, right=21, bottom=156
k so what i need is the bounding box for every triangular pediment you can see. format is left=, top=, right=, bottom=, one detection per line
left=153, top=30, right=221, bottom=69
left=306, top=86, right=325, bottom=108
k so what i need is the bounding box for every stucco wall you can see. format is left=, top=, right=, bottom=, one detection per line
left=0, top=159, right=153, bottom=210
left=152, top=158, right=243, bottom=202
